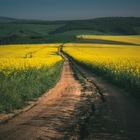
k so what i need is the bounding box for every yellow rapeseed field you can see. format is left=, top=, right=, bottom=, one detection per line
left=0, top=44, right=62, bottom=73
left=64, top=43, right=140, bottom=94
left=0, top=44, right=63, bottom=112
left=77, top=35, right=140, bottom=45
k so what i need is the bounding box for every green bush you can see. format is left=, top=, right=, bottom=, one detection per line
left=0, top=61, right=63, bottom=112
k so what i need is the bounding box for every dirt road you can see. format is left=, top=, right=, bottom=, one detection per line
left=0, top=49, right=95, bottom=140
left=0, top=47, right=140, bottom=140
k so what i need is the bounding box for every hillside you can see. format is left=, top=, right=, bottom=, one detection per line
left=0, top=17, right=140, bottom=44
left=50, top=17, right=140, bottom=35
left=0, top=17, right=20, bottom=23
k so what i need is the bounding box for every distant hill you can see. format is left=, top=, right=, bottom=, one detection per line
left=49, top=17, right=140, bottom=35
left=0, top=17, right=140, bottom=44
left=1, top=17, right=140, bottom=35
left=0, top=17, right=20, bottom=23
left=0, top=16, right=64, bottom=24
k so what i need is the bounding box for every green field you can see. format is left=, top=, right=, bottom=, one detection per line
left=0, top=23, right=63, bottom=36
left=0, top=23, right=64, bottom=44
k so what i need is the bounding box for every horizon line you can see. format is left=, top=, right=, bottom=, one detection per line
left=0, top=16, right=140, bottom=22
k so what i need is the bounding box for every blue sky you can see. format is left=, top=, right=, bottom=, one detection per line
left=0, top=0, right=140, bottom=20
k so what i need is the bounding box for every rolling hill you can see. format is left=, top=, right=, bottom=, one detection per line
left=0, top=17, right=140, bottom=44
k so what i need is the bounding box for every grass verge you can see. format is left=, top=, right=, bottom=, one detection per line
left=72, top=60, right=140, bottom=97
left=0, top=61, right=63, bottom=113
left=70, top=60, right=86, bottom=84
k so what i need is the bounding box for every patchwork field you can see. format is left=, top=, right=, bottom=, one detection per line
left=64, top=37, right=140, bottom=95
left=0, top=44, right=63, bottom=112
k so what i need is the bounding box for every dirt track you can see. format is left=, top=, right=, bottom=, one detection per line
left=0, top=47, right=99, bottom=140
left=0, top=51, right=82, bottom=140
left=0, top=47, right=140, bottom=140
